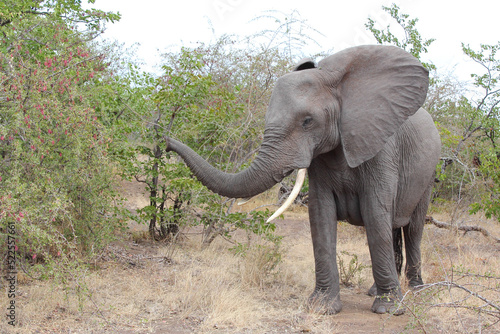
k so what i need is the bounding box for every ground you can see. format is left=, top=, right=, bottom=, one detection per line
left=2, top=179, right=499, bottom=333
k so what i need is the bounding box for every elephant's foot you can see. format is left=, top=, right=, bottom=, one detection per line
left=408, top=276, right=424, bottom=290
left=367, top=282, right=377, bottom=296
left=308, top=289, right=342, bottom=315
left=368, top=277, right=424, bottom=296
left=371, top=293, right=404, bottom=315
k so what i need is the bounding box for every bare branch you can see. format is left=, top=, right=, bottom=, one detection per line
left=425, top=216, right=500, bottom=243
left=133, top=175, right=147, bottom=184
left=417, top=280, right=500, bottom=313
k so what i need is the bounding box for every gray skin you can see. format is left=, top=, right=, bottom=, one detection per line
left=165, top=45, right=441, bottom=315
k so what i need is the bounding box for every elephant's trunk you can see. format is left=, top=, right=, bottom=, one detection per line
left=165, top=137, right=286, bottom=199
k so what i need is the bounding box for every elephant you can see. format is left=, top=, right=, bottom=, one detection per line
left=164, top=45, right=441, bottom=315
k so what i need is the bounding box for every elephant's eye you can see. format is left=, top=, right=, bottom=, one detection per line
left=302, top=116, right=313, bottom=129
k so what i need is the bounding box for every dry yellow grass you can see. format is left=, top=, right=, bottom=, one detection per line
left=2, top=204, right=499, bottom=333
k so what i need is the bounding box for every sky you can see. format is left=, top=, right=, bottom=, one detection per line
left=90, top=0, right=499, bottom=82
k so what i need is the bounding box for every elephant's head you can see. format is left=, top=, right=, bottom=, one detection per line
left=166, top=45, right=429, bottom=220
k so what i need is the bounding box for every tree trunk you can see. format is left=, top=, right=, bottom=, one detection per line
left=148, top=144, right=163, bottom=240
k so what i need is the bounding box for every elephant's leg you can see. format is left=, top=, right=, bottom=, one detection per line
left=367, top=282, right=378, bottom=297
left=367, top=227, right=404, bottom=297
left=403, top=223, right=423, bottom=288
left=307, top=168, right=341, bottom=314
left=363, top=201, right=404, bottom=315
left=404, top=185, right=432, bottom=288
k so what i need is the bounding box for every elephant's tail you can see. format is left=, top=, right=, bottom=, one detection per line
left=393, top=228, right=403, bottom=276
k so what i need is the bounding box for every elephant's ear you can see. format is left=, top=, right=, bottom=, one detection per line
left=319, top=45, right=429, bottom=168
left=294, top=58, right=316, bottom=71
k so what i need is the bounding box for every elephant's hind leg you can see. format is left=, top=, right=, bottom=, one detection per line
left=403, top=183, right=433, bottom=288
left=367, top=227, right=404, bottom=297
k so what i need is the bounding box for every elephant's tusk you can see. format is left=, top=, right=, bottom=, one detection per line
left=267, top=168, right=307, bottom=223
left=237, top=197, right=253, bottom=205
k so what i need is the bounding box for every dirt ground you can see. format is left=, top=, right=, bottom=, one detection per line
left=2, top=179, right=499, bottom=333
left=114, top=179, right=414, bottom=333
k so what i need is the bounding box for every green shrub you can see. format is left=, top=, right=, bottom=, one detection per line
left=0, top=1, right=123, bottom=279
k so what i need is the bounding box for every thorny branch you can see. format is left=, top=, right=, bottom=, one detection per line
left=399, top=269, right=500, bottom=332
left=418, top=281, right=500, bottom=313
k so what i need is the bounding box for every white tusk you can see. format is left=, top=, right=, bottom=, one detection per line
left=267, top=168, right=307, bottom=223
left=237, top=197, right=252, bottom=205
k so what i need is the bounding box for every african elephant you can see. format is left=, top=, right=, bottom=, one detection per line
left=165, top=45, right=441, bottom=315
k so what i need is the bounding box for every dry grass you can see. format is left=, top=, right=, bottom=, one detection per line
left=1, top=225, right=316, bottom=333
left=2, top=205, right=499, bottom=333
left=406, top=211, right=500, bottom=333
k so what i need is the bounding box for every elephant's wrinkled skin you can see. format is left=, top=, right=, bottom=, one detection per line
left=165, top=45, right=441, bottom=315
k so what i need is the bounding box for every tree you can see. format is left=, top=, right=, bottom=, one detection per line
left=250, top=9, right=325, bottom=62
left=365, top=3, right=435, bottom=71
left=130, top=48, right=228, bottom=241
left=459, top=42, right=500, bottom=220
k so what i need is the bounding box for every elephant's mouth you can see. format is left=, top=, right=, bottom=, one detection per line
left=238, top=168, right=303, bottom=207
left=272, top=169, right=295, bottom=183
left=267, top=168, right=307, bottom=222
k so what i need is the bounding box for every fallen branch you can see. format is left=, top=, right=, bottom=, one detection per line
left=425, top=216, right=500, bottom=243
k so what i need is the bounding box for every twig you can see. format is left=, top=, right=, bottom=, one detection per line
left=134, top=174, right=147, bottom=184
left=47, top=54, right=103, bottom=79
left=416, top=280, right=500, bottom=314
left=396, top=289, right=428, bottom=334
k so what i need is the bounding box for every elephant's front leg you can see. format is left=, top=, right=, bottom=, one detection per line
left=307, top=169, right=341, bottom=314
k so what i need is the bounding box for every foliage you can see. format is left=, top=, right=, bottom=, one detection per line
left=0, top=1, right=123, bottom=278
left=112, top=46, right=245, bottom=240
left=365, top=3, right=436, bottom=70
left=434, top=43, right=500, bottom=218
left=469, top=153, right=500, bottom=219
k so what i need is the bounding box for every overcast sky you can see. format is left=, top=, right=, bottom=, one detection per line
left=91, top=0, right=499, bottom=82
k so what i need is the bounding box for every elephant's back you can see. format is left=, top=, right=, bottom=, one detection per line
left=409, top=108, right=440, bottom=147
left=406, top=108, right=441, bottom=164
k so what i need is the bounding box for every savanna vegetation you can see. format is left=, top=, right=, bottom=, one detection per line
left=1, top=1, right=499, bottom=333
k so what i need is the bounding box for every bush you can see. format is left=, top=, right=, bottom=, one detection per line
left=0, top=1, right=123, bottom=278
